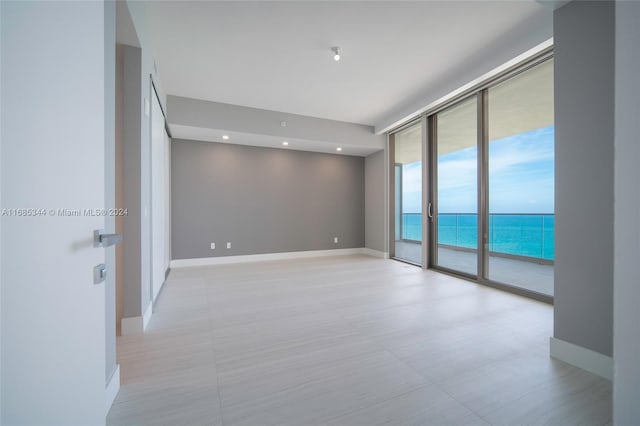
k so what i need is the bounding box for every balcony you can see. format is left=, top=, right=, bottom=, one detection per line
left=395, top=213, right=554, bottom=297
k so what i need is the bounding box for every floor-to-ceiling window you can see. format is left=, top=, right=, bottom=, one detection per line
left=391, top=121, right=422, bottom=265
left=390, top=54, right=554, bottom=300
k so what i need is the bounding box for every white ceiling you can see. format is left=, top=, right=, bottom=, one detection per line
left=145, top=1, right=553, bottom=127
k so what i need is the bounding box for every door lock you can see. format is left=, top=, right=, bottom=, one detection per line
left=93, top=264, right=107, bottom=284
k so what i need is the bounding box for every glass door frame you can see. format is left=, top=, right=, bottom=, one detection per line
left=426, top=94, right=481, bottom=281
left=423, top=54, right=554, bottom=304
left=388, top=118, right=425, bottom=267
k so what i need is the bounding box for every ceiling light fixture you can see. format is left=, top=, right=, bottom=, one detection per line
left=336, top=147, right=343, bottom=152
left=222, top=135, right=230, bottom=140
left=332, top=46, right=341, bottom=62
left=282, top=141, right=289, bottom=146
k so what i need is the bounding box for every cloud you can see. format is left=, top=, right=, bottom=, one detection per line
left=397, top=126, right=555, bottom=214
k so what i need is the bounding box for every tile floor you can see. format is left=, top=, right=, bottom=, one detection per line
left=107, top=255, right=610, bottom=426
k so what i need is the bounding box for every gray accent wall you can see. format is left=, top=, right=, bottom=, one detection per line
left=115, top=44, right=126, bottom=337
left=553, top=0, right=614, bottom=357
left=122, top=45, right=143, bottom=318
left=172, top=139, right=365, bottom=259
left=365, top=150, right=386, bottom=253
left=614, top=0, right=640, bottom=422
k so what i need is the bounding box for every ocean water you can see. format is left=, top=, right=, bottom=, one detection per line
left=401, top=213, right=554, bottom=260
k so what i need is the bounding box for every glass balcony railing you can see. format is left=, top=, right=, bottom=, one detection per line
left=398, top=213, right=555, bottom=261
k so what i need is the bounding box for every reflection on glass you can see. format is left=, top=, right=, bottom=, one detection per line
left=487, top=59, right=554, bottom=296
left=393, top=122, right=422, bottom=265
left=435, top=97, right=477, bottom=275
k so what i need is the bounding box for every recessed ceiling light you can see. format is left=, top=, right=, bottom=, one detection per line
left=282, top=141, right=289, bottom=146
left=336, top=147, right=343, bottom=152
left=332, top=47, right=341, bottom=62
left=222, top=135, right=230, bottom=140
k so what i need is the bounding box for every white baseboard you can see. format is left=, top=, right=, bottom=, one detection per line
left=550, top=337, right=613, bottom=380
left=121, top=302, right=153, bottom=335
left=361, top=248, right=389, bottom=259
left=170, top=248, right=375, bottom=268
left=105, top=364, right=120, bottom=415
left=142, top=301, right=152, bottom=328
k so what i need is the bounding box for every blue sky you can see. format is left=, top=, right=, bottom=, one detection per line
left=402, top=125, right=555, bottom=214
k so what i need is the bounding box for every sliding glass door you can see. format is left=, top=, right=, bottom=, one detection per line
left=391, top=122, right=422, bottom=265
left=431, top=97, right=478, bottom=276
left=425, top=57, right=553, bottom=298
left=485, top=59, right=555, bottom=295
left=388, top=55, right=554, bottom=299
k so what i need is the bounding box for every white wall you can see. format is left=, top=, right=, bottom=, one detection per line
left=104, top=0, right=118, bottom=391
left=614, top=0, right=640, bottom=423
left=0, top=1, right=3, bottom=418
left=164, top=132, right=171, bottom=270
left=151, top=89, right=168, bottom=301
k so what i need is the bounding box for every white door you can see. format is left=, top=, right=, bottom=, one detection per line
left=151, top=87, right=167, bottom=302
left=1, top=2, right=113, bottom=424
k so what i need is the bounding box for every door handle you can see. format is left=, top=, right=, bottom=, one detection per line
left=428, top=202, right=434, bottom=221
left=94, top=229, right=123, bottom=248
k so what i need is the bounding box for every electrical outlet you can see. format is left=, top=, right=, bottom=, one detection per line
left=226, top=242, right=231, bottom=249
left=210, top=243, right=215, bottom=250
left=333, top=237, right=339, bottom=244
